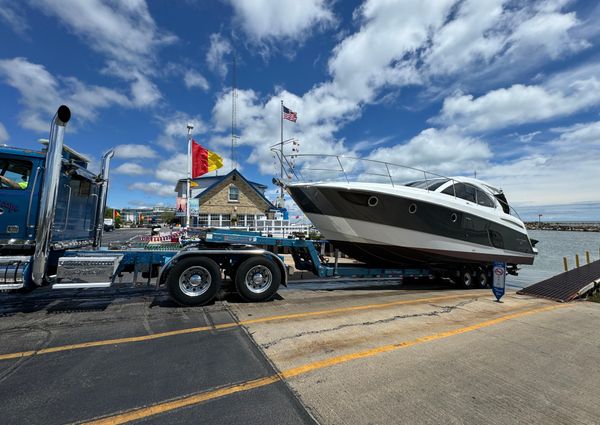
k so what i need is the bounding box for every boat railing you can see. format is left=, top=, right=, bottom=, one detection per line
left=274, top=152, right=450, bottom=188
left=273, top=151, right=525, bottom=220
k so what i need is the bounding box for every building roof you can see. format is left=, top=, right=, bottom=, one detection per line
left=175, top=170, right=267, bottom=193
left=180, top=169, right=276, bottom=210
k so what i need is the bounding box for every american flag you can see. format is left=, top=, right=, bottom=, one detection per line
left=283, top=105, right=297, bottom=122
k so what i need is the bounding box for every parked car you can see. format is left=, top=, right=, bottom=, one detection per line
left=103, top=218, right=115, bottom=232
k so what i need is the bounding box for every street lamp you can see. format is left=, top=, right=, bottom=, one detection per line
left=538, top=213, right=543, bottom=229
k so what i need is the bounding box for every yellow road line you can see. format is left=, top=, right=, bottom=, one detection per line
left=85, top=375, right=281, bottom=425
left=0, top=292, right=478, bottom=362
left=83, top=303, right=566, bottom=425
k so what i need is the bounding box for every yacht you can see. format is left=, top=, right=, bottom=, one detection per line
left=278, top=154, right=536, bottom=283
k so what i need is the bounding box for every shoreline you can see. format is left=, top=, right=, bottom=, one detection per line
left=525, top=223, right=600, bottom=232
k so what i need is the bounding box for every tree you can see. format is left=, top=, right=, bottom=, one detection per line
left=161, top=211, right=176, bottom=224
left=105, top=207, right=114, bottom=219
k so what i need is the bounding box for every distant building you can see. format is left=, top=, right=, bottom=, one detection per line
left=121, top=206, right=176, bottom=225
left=174, top=169, right=277, bottom=227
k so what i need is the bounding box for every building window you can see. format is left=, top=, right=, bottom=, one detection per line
left=209, top=214, right=220, bottom=227
left=229, top=185, right=239, bottom=202
left=221, top=214, right=231, bottom=227
left=198, top=214, right=208, bottom=227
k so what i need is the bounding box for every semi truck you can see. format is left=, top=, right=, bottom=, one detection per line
left=0, top=105, right=434, bottom=306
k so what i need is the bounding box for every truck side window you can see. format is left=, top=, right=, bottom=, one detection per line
left=0, top=159, right=32, bottom=190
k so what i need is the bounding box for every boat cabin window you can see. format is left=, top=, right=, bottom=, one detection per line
left=405, top=178, right=448, bottom=191
left=0, top=158, right=32, bottom=190
left=475, top=189, right=495, bottom=208
left=442, top=183, right=495, bottom=208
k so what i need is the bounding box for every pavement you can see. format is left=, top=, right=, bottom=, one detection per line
left=101, top=227, right=151, bottom=246
left=1, top=272, right=599, bottom=424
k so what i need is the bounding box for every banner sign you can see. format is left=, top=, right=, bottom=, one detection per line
left=492, top=261, right=506, bottom=302
left=175, top=197, right=186, bottom=217
left=189, top=199, right=199, bottom=217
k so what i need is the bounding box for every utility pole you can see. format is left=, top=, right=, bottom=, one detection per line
left=186, top=123, right=193, bottom=228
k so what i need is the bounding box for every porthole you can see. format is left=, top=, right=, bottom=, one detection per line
left=408, top=203, right=417, bottom=214
left=450, top=212, right=458, bottom=223
left=367, top=196, right=379, bottom=207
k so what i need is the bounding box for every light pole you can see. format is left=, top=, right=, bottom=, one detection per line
left=186, top=123, right=193, bottom=228
left=538, top=213, right=542, bottom=229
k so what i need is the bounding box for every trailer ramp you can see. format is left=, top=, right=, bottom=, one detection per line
left=518, top=260, right=600, bottom=302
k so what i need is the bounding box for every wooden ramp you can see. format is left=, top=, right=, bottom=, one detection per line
left=518, top=259, right=600, bottom=302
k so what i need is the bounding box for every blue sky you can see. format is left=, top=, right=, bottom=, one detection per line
left=1, top=0, right=600, bottom=221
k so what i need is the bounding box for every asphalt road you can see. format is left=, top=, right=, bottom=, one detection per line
left=101, top=227, right=152, bottom=246
left=0, top=288, right=316, bottom=425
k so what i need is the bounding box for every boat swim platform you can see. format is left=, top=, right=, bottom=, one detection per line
left=518, top=259, right=600, bottom=302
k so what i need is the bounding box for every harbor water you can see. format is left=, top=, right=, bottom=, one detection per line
left=508, top=230, right=600, bottom=289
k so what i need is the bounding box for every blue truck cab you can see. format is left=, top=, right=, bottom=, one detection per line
left=0, top=144, right=102, bottom=256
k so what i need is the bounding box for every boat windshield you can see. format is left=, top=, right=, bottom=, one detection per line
left=405, top=178, right=449, bottom=191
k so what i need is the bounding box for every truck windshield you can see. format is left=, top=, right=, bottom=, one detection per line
left=0, top=158, right=32, bottom=190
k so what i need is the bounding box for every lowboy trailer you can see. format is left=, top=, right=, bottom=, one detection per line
left=0, top=105, right=454, bottom=307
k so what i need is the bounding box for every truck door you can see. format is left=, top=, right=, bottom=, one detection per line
left=0, top=157, right=38, bottom=243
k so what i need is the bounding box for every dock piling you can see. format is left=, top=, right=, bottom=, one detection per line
left=586, top=251, right=590, bottom=264
left=563, top=257, right=568, bottom=272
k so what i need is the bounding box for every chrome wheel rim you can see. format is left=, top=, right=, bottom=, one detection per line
left=179, top=266, right=211, bottom=297
left=244, top=265, right=272, bottom=294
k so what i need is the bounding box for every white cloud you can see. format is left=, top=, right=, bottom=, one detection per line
left=184, top=70, right=209, bottom=91
left=115, top=144, right=158, bottom=159
left=113, top=162, right=146, bottom=175
left=0, top=1, right=29, bottom=35
left=437, top=77, right=600, bottom=132
left=463, top=119, right=600, bottom=206
left=128, top=181, right=176, bottom=197
left=32, top=0, right=176, bottom=66
left=154, top=153, right=188, bottom=182
left=0, top=57, right=130, bottom=132
left=206, top=33, right=232, bottom=78
left=0, top=122, right=8, bottom=143
left=368, top=128, right=491, bottom=176
left=228, top=0, right=335, bottom=42
left=155, top=112, right=207, bottom=151
left=114, top=144, right=158, bottom=159
left=32, top=0, right=176, bottom=108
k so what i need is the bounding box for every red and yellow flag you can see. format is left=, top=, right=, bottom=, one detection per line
left=192, top=140, right=224, bottom=178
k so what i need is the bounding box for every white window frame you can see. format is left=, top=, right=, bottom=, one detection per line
left=228, top=185, right=239, bottom=202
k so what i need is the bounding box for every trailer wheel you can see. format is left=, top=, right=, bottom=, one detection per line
left=167, top=257, right=221, bottom=306
left=477, top=269, right=489, bottom=289
left=235, top=256, right=281, bottom=302
left=459, top=269, right=474, bottom=289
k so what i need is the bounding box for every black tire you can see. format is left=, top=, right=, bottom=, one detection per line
left=476, top=269, right=489, bottom=289
left=234, top=256, right=281, bottom=302
left=459, top=268, right=474, bottom=289
left=167, top=257, right=221, bottom=306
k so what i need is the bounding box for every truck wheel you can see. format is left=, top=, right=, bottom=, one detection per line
left=477, top=269, right=489, bottom=288
left=167, top=257, right=221, bottom=306
left=459, top=269, right=474, bottom=289
left=235, top=256, right=281, bottom=302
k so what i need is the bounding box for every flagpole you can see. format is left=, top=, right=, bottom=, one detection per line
left=280, top=100, right=284, bottom=206
left=186, top=123, right=193, bottom=228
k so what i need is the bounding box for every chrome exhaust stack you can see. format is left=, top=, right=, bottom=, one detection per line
left=32, top=105, right=71, bottom=285
left=93, top=149, right=114, bottom=249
